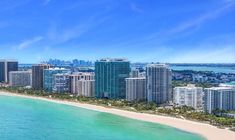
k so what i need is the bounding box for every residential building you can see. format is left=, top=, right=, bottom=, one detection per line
left=204, top=86, right=235, bottom=113
left=43, top=68, right=70, bottom=92
left=77, top=80, right=95, bottom=97
left=32, top=64, right=50, bottom=90
left=173, top=84, right=203, bottom=110
left=0, top=60, right=18, bottom=83
left=9, top=71, right=32, bottom=87
left=146, top=63, right=172, bottom=104
left=53, top=73, right=70, bottom=93
left=95, top=58, right=130, bottom=99
left=126, top=77, right=146, bottom=101
left=69, top=72, right=95, bottom=97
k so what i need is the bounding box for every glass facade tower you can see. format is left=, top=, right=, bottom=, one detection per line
left=95, top=58, right=130, bottom=99
left=0, top=60, right=18, bottom=83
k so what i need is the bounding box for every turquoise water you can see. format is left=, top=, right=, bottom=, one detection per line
left=0, top=95, right=204, bottom=140
left=171, top=66, right=235, bottom=73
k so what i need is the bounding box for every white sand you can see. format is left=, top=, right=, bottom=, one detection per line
left=1, top=91, right=235, bottom=140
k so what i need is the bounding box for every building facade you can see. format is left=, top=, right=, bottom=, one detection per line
left=43, top=68, right=70, bottom=92
left=130, top=69, right=139, bottom=78
left=77, top=80, right=95, bottom=97
left=53, top=74, right=70, bottom=93
left=9, top=71, right=32, bottom=87
left=69, top=72, right=95, bottom=97
left=174, top=85, right=203, bottom=110
left=0, top=60, right=18, bottom=83
left=146, top=64, right=172, bottom=104
left=95, top=58, right=130, bottom=99
left=204, top=87, right=235, bottom=113
left=32, top=64, right=50, bottom=90
left=126, top=77, right=146, bottom=101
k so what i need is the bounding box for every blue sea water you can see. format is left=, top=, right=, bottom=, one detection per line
left=171, top=66, right=235, bottom=73
left=0, top=95, right=205, bottom=140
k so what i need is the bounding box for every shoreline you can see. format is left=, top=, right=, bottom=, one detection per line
left=1, top=91, right=235, bottom=140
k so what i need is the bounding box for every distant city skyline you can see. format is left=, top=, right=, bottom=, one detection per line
left=0, top=0, right=235, bottom=63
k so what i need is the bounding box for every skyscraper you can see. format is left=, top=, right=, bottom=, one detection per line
left=146, top=64, right=172, bottom=104
left=32, top=64, right=50, bottom=90
left=126, top=77, right=146, bottom=101
left=95, top=58, right=130, bottom=99
left=0, top=60, right=18, bottom=83
left=43, top=68, right=70, bottom=92
left=204, top=86, right=235, bottom=114
left=9, top=71, right=32, bottom=87
left=174, top=84, right=203, bottom=110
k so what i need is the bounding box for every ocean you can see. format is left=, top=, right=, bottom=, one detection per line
left=0, top=95, right=204, bottom=140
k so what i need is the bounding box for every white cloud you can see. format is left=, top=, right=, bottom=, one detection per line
left=17, top=36, right=43, bottom=50
left=169, top=1, right=235, bottom=34
left=170, top=46, right=235, bottom=63
left=46, top=16, right=108, bottom=44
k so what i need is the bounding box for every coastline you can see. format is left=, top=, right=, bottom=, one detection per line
left=0, top=91, right=235, bottom=140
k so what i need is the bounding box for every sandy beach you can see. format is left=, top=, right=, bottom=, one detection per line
left=0, top=91, right=235, bottom=140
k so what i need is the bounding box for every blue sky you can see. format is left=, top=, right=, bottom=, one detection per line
left=0, top=0, right=235, bottom=63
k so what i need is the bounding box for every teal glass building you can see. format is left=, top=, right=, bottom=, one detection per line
left=43, top=68, right=70, bottom=92
left=95, top=58, right=130, bottom=99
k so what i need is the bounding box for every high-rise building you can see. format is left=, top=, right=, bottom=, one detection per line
left=146, top=64, right=172, bottom=104
left=204, top=87, right=235, bottom=114
left=77, top=80, right=95, bottom=97
left=95, top=58, right=130, bottom=99
left=126, top=77, right=146, bottom=101
left=32, top=64, right=50, bottom=90
left=9, top=71, right=32, bottom=87
left=43, top=68, right=70, bottom=92
left=53, top=73, right=70, bottom=93
left=69, top=72, right=95, bottom=97
left=0, top=60, right=18, bottom=83
left=130, top=69, right=139, bottom=78
left=174, top=84, right=203, bottom=110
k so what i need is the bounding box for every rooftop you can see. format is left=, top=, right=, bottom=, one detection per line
left=9, top=70, right=32, bottom=73
left=205, top=86, right=235, bottom=90
left=125, top=77, right=146, bottom=80
left=0, top=59, right=18, bottom=62
left=146, top=63, right=170, bottom=68
left=98, top=58, right=129, bottom=62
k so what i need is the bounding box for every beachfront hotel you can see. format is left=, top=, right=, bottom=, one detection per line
left=174, top=84, right=203, bottom=110
left=32, top=64, right=50, bottom=90
left=69, top=72, right=95, bottom=97
left=95, top=58, right=130, bottom=99
left=126, top=77, right=146, bottom=101
left=204, top=86, right=235, bottom=113
left=146, top=64, right=172, bottom=104
left=0, top=59, right=18, bottom=83
left=43, top=68, right=70, bottom=92
left=9, top=70, right=32, bottom=87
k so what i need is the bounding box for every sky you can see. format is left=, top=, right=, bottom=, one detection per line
left=0, top=0, right=235, bottom=63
